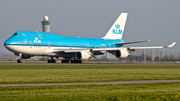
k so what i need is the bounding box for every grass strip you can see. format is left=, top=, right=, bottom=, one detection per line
left=0, top=65, right=180, bottom=84
left=0, top=82, right=180, bottom=101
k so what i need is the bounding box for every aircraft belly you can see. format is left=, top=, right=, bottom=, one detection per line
left=5, top=45, right=87, bottom=57
left=4, top=45, right=20, bottom=53
left=18, top=46, right=44, bottom=55
left=5, top=45, right=47, bottom=56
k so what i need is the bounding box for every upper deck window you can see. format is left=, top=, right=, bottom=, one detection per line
left=29, top=35, right=39, bottom=37
left=42, top=36, right=49, bottom=37
left=13, top=33, right=21, bottom=36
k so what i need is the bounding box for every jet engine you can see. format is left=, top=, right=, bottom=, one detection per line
left=75, top=51, right=91, bottom=60
left=114, top=49, right=130, bottom=58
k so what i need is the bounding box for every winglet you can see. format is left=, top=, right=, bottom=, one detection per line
left=166, top=42, right=176, bottom=48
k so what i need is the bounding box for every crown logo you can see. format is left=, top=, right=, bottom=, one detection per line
left=115, top=23, right=120, bottom=29
left=35, top=37, right=38, bottom=40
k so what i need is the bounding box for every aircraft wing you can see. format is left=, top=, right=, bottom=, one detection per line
left=92, top=42, right=176, bottom=51
left=47, top=42, right=176, bottom=53
left=128, top=42, right=176, bottom=49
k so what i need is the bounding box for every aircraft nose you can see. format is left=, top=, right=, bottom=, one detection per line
left=4, top=38, right=12, bottom=49
left=4, top=36, right=17, bottom=47
left=4, top=37, right=18, bottom=52
left=4, top=38, right=12, bottom=46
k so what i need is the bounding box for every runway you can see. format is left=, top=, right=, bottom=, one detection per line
left=0, top=80, right=180, bottom=87
left=1, top=62, right=180, bottom=65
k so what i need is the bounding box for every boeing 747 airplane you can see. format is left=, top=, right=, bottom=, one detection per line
left=4, top=13, right=176, bottom=63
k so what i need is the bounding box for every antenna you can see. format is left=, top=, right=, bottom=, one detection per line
left=144, top=42, right=146, bottom=63
left=152, top=39, right=154, bottom=62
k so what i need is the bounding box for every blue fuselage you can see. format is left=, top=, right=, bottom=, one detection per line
left=4, top=31, right=124, bottom=49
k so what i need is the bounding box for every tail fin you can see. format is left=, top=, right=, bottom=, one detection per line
left=103, top=13, right=128, bottom=39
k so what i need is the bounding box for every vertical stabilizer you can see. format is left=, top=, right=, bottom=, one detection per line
left=103, top=13, right=128, bottom=39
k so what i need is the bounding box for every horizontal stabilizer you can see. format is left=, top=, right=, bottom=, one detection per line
left=114, top=40, right=150, bottom=45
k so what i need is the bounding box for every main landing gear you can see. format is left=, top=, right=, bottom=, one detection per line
left=47, top=57, right=56, bottom=63
left=47, top=59, right=56, bottom=63
left=61, top=60, right=69, bottom=63
left=61, top=59, right=82, bottom=63
left=70, top=60, right=82, bottom=63
left=47, top=57, right=82, bottom=64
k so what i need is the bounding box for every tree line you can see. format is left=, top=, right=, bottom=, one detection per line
left=126, top=49, right=180, bottom=62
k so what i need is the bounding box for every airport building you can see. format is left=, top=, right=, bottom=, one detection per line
left=41, top=16, right=50, bottom=33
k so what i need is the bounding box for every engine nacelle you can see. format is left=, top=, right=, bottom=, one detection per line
left=75, top=51, right=91, bottom=60
left=114, top=49, right=130, bottom=58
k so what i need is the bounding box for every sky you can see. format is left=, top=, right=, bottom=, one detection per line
left=0, top=0, right=180, bottom=54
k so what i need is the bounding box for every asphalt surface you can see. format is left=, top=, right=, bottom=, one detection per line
left=0, top=80, right=180, bottom=87
left=1, top=62, right=180, bottom=65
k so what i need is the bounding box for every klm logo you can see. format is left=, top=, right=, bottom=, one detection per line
left=112, top=23, right=122, bottom=34
left=34, top=37, right=41, bottom=43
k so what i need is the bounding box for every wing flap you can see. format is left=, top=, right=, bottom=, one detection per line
left=92, top=48, right=123, bottom=51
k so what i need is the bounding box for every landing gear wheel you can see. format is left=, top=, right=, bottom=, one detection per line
left=47, top=59, right=56, bottom=63
left=48, top=60, right=51, bottom=63
left=61, top=60, right=69, bottom=63
left=71, top=60, right=74, bottom=63
left=17, top=59, right=22, bottom=63
left=71, top=60, right=82, bottom=63
left=52, top=59, right=56, bottom=63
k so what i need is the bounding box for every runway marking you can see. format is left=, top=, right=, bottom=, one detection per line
left=0, top=80, right=180, bottom=87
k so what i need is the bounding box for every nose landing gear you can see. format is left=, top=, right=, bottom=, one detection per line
left=17, top=54, right=23, bottom=63
left=17, top=59, right=23, bottom=63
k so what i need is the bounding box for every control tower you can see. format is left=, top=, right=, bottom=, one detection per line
left=41, top=16, right=50, bottom=33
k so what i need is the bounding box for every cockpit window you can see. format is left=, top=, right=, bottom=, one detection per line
left=13, top=33, right=21, bottom=36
